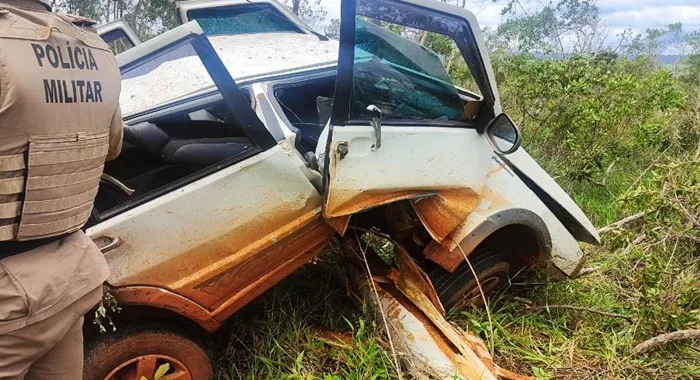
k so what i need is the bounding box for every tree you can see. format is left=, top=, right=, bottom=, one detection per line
left=493, top=0, right=607, bottom=57
left=281, top=0, right=327, bottom=31
left=324, top=18, right=340, bottom=39
left=53, top=0, right=177, bottom=40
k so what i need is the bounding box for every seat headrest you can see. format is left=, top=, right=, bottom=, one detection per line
left=123, top=122, right=170, bottom=156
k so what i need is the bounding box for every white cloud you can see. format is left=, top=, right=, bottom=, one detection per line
left=603, top=6, right=700, bottom=32
left=317, top=0, right=700, bottom=47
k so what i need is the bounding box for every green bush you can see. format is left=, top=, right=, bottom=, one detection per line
left=490, top=53, right=688, bottom=185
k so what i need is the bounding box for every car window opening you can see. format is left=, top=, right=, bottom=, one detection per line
left=95, top=98, right=255, bottom=215
left=350, top=17, right=482, bottom=122
left=101, top=28, right=136, bottom=55
left=274, top=75, right=336, bottom=154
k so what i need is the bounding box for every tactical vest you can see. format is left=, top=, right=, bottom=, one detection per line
left=0, top=4, right=120, bottom=242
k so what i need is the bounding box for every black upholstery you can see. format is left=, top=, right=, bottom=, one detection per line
left=316, top=96, right=333, bottom=127
left=123, top=122, right=252, bottom=168
left=162, top=138, right=252, bottom=167
left=124, top=122, right=170, bottom=156
left=158, top=120, right=244, bottom=140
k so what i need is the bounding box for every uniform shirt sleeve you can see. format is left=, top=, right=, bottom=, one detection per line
left=107, top=105, right=123, bottom=161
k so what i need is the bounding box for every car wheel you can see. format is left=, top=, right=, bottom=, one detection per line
left=428, top=248, right=511, bottom=310
left=84, top=327, right=213, bottom=380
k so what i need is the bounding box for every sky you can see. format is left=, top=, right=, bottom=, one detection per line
left=318, top=0, right=700, bottom=46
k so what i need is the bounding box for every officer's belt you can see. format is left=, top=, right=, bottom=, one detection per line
left=0, top=232, right=71, bottom=260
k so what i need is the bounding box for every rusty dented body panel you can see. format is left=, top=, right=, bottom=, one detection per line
left=88, top=146, right=335, bottom=329
left=113, top=286, right=221, bottom=332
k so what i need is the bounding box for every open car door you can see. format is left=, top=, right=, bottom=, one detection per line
left=320, top=0, right=600, bottom=251
left=319, top=0, right=501, bottom=218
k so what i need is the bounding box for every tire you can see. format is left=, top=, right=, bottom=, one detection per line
left=428, top=248, right=511, bottom=310
left=84, top=326, right=213, bottom=380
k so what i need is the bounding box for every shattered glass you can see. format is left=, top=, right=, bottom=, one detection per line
left=188, top=4, right=303, bottom=36
left=350, top=18, right=465, bottom=121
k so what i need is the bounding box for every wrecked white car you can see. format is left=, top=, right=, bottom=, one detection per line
left=84, top=0, right=599, bottom=378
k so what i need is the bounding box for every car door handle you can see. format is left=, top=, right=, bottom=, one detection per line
left=93, top=236, right=122, bottom=254
left=366, top=104, right=382, bottom=151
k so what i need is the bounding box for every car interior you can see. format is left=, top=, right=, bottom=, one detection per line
left=274, top=75, right=336, bottom=154
left=94, top=98, right=255, bottom=216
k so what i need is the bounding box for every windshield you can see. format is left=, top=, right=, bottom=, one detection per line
left=350, top=18, right=466, bottom=121
left=187, top=4, right=303, bottom=36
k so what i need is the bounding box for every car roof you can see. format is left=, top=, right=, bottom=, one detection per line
left=120, top=32, right=338, bottom=117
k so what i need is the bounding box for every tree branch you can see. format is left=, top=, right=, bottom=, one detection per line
left=633, top=330, right=700, bottom=355
left=597, top=212, right=646, bottom=234
left=513, top=297, right=633, bottom=322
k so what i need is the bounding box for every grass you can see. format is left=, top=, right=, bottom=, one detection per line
left=210, top=151, right=698, bottom=379
left=210, top=262, right=400, bottom=379
left=455, top=153, right=700, bottom=379
left=209, top=62, right=699, bottom=379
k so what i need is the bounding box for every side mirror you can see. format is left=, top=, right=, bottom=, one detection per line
left=485, top=113, right=521, bottom=154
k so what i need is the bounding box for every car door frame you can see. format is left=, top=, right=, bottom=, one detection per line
left=97, top=19, right=142, bottom=53
left=329, top=0, right=501, bottom=130
left=321, top=0, right=503, bottom=218
left=326, top=0, right=599, bottom=246
left=95, top=21, right=277, bottom=221
left=175, top=0, right=321, bottom=37
left=319, top=0, right=596, bottom=279
left=118, top=21, right=276, bottom=150
left=88, top=21, right=334, bottom=330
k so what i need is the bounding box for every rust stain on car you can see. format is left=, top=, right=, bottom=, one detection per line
left=112, top=190, right=335, bottom=322
left=387, top=268, right=499, bottom=380
left=325, top=214, right=351, bottom=235
left=424, top=240, right=465, bottom=273
left=324, top=188, right=433, bottom=218
left=410, top=188, right=480, bottom=243
left=421, top=188, right=512, bottom=272
left=379, top=282, right=467, bottom=370
left=114, top=285, right=221, bottom=332
left=210, top=227, right=330, bottom=323
left=191, top=218, right=332, bottom=309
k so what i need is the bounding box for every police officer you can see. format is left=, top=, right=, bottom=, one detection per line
left=0, top=0, right=122, bottom=377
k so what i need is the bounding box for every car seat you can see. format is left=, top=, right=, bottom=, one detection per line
left=124, top=121, right=252, bottom=168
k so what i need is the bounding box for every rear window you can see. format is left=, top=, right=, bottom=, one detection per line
left=187, top=4, right=304, bottom=36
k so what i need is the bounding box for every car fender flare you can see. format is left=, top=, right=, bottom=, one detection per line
left=113, top=285, right=221, bottom=332
left=458, top=208, right=552, bottom=256
left=425, top=207, right=552, bottom=273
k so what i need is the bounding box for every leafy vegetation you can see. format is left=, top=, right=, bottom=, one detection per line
left=206, top=1, right=698, bottom=379
left=61, top=0, right=696, bottom=377
left=452, top=49, right=699, bottom=378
